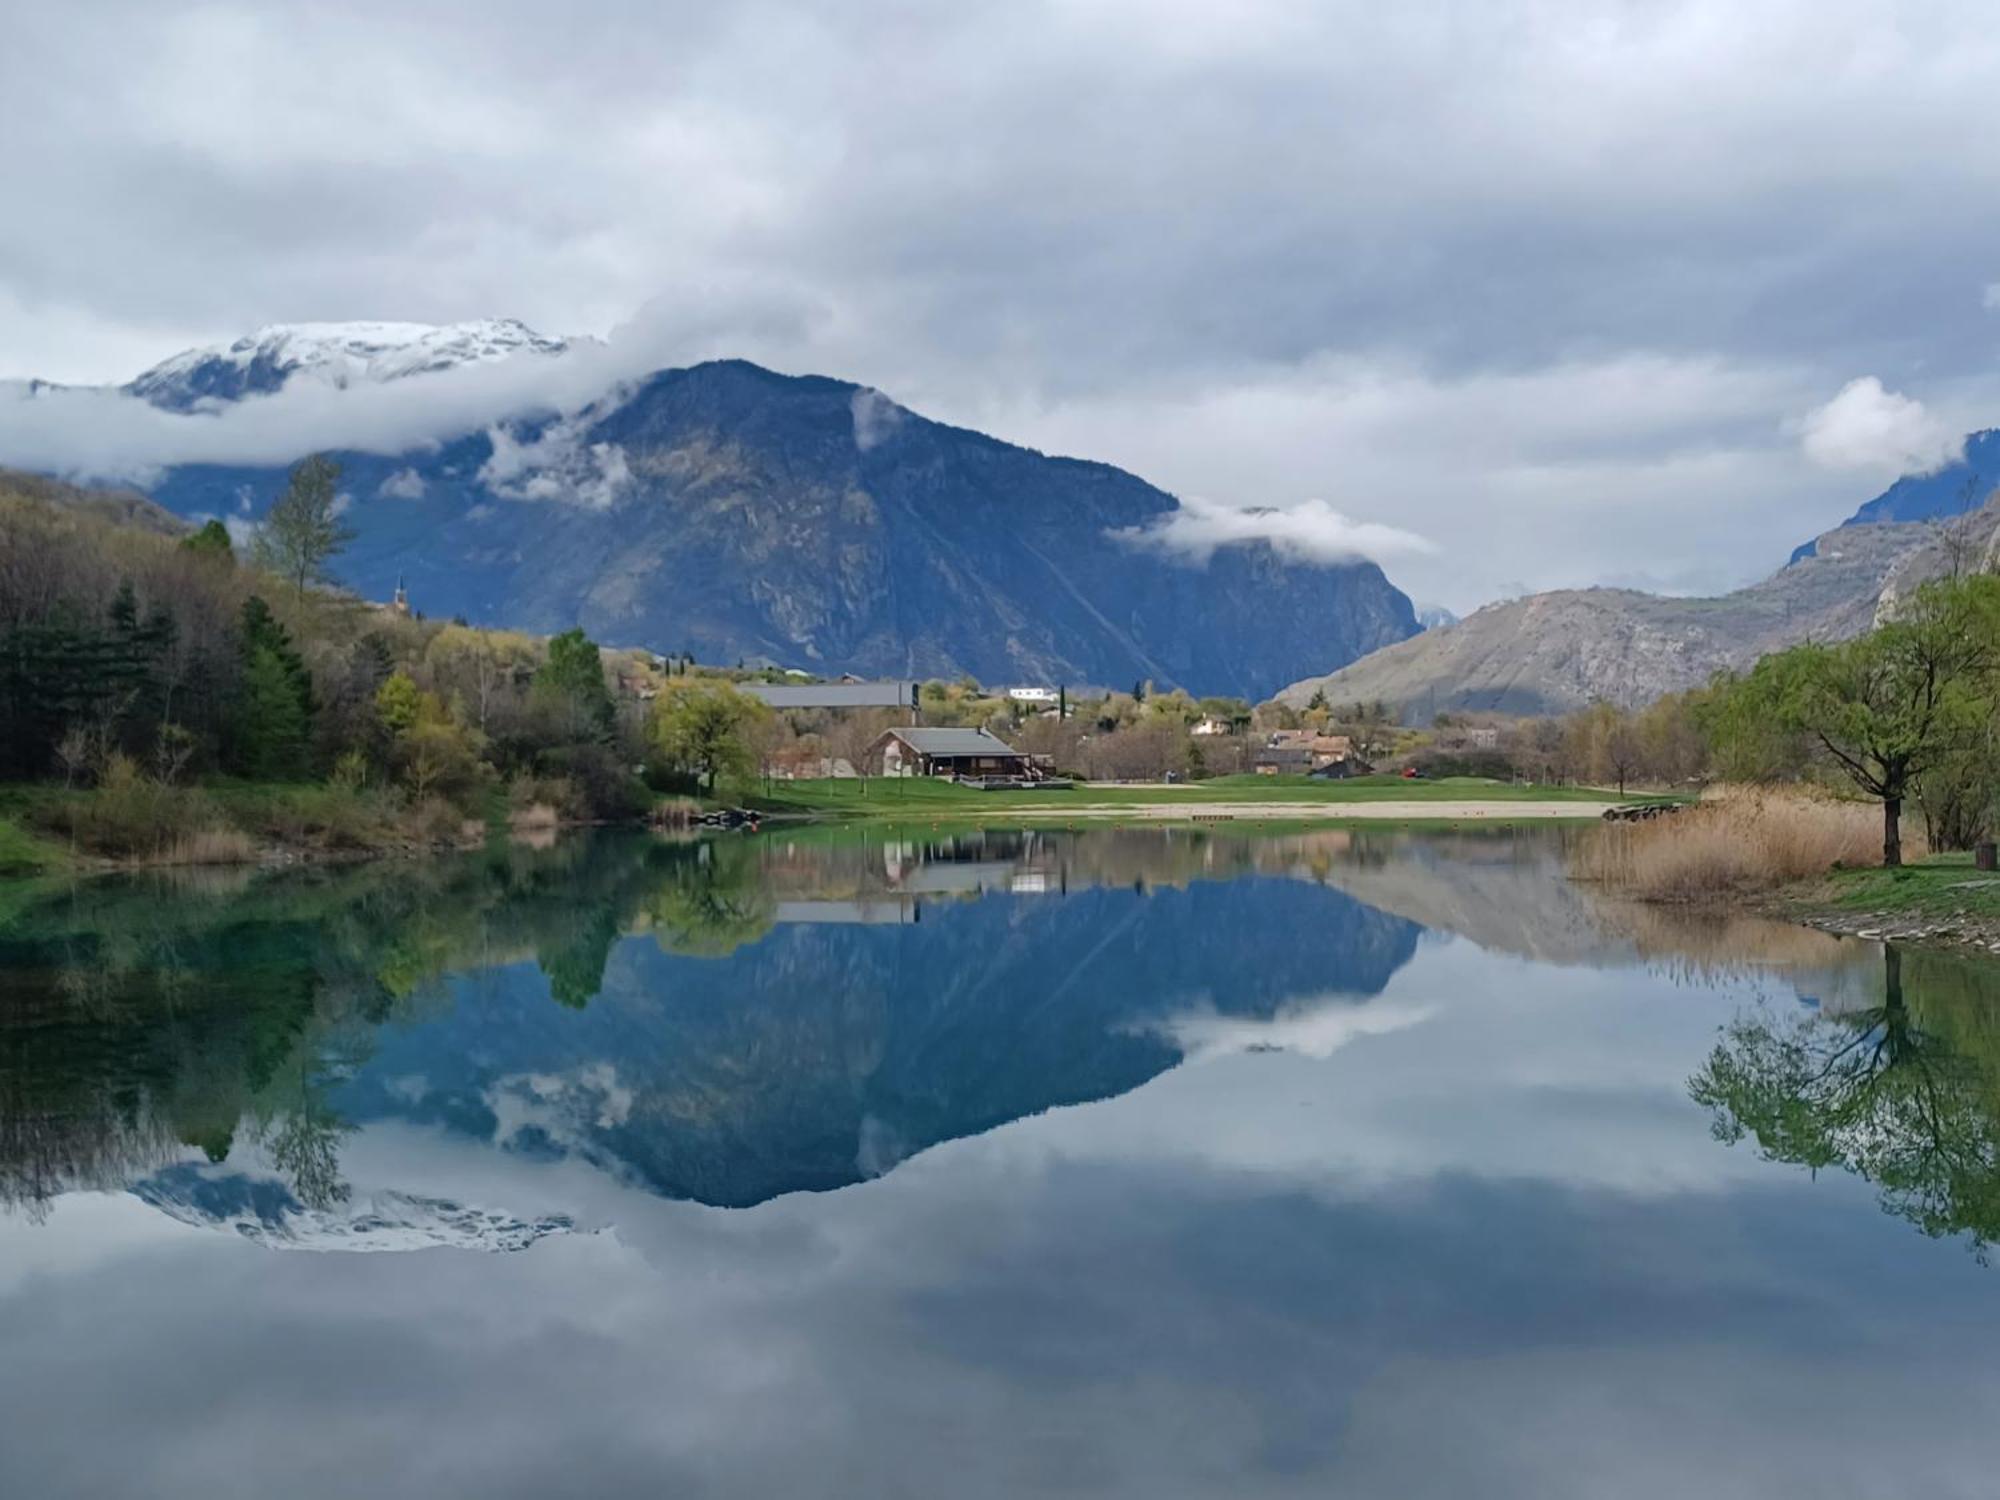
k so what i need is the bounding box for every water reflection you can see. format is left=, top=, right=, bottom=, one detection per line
left=1692, top=943, right=2000, bottom=1257
left=10, top=827, right=2000, bottom=1495
left=0, top=828, right=1425, bottom=1234
left=8, top=825, right=2000, bottom=1267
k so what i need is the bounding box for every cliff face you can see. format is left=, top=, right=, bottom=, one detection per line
left=1280, top=501, right=2000, bottom=719
left=143, top=360, right=1416, bottom=696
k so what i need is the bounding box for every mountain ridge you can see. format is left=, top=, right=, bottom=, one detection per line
left=55, top=335, right=1423, bottom=695
left=1280, top=498, right=2000, bottom=719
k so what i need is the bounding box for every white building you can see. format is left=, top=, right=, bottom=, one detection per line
left=1007, top=686, right=1060, bottom=705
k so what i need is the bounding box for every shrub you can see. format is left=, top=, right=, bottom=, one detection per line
left=165, top=828, right=259, bottom=865
left=54, top=754, right=221, bottom=859
left=538, top=743, right=645, bottom=820
left=408, top=796, right=470, bottom=846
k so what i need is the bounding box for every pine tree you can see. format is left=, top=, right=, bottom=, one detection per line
left=231, top=596, right=316, bottom=778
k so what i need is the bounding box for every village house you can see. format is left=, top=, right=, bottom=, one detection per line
left=867, top=726, right=1042, bottom=780
left=1190, top=716, right=1232, bottom=737
left=1254, top=730, right=1369, bottom=777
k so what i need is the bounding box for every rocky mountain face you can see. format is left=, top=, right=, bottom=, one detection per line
left=105, top=333, right=1416, bottom=696
left=1791, top=429, right=2000, bottom=561
left=1280, top=498, right=2000, bottom=719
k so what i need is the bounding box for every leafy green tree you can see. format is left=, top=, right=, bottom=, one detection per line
left=181, top=519, right=234, bottom=560
left=374, top=670, right=421, bottom=736
left=255, top=454, right=354, bottom=598
left=1704, top=576, right=2000, bottom=865
left=533, top=628, right=615, bottom=742
left=651, top=680, right=767, bottom=794
left=1691, top=946, right=2000, bottom=1257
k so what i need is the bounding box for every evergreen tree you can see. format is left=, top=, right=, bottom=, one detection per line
left=231, top=596, right=316, bottom=779
left=533, top=628, right=615, bottom=742
left=180, top=519, right=234, bottom=561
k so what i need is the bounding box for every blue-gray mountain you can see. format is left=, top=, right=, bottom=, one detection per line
left=1791, top=429, right=2000, bottom=562
left=75, top=328, right=1419, bottom=697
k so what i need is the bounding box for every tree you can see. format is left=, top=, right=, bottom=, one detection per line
left=1691, top=946, right=2000, bottom=1257
left=651, top=681, right=768, bottom=794
left=1705, top=576, right=2000, bottom=865
left=374, top=671, right=422, bottom=736
left=255, top=455, right=353, bottom=598
left=181, top=519, right=234, bottom=561
left=231, top=596, right=315, bottom=779
left=533, top=628, right=615, bottom=742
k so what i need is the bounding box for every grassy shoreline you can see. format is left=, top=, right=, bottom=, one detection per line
left=0, top=773, right=1644, bottom=887
left=1771, top=857, right=2000, bottom=954
left=748, top=773, right=1637, bottom=821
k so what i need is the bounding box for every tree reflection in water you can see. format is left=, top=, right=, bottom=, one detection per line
left=0, top=827, right=1421, bottom=1220
left=1692, top=944, right=2000, bottom=1257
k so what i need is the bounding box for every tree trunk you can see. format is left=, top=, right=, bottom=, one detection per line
left=1883, top=794, right=1903, bottom=867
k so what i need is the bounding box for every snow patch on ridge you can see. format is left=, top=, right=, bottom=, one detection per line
left=126, top=318, right=572, bottom=412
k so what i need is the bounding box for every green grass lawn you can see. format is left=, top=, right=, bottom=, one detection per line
left=747, top=773, right=1638, bottom=817
left=1809, top=854, right=2000, bottom=920
left=0, top=813, right=67, bottom=878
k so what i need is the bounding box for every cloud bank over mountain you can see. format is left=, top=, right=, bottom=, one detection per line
left=10, top=2, right=2000, bottom=607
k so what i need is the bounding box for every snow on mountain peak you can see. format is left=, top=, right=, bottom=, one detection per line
left=132, top=1161, right=585, bottom=1253
left=126, top=318, right=571, bottom=411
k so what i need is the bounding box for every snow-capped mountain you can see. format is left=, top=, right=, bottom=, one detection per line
left=125, top=318, right=570, bottom=411
left=132, top=1161, right=583, bottom=1253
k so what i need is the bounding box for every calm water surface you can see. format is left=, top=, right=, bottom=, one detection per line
left=3, top=826, right=1999, bottom=1497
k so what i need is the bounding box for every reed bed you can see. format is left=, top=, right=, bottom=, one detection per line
left=1570, top=786, right=1917, bottom=901
left=163, top=828, right=259, bottom=866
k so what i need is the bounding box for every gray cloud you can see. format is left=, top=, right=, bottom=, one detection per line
left=6, top=1, right=2000, bottom=608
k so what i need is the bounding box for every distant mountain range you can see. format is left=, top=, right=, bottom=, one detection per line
left=1282, top=493, right=2000, bottom=719
left=10, top=321, right=1418, bottom=698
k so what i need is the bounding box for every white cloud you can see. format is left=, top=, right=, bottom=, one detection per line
left=7, top=2, right=2000, bottom=607
left=1798, top=376, right=1964, bottom=475
left=850, top=387, right=904, bottom=452
left=1112, top=494, right=1434, bottom=568
left=377, top=467, right=428, bottom=500
left=477, top=410, right=632, bottom=511
left=1147, top=994, right=1435, bottom=1063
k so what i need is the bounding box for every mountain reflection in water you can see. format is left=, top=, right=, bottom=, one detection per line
left=4, top=825, right=2000, bottom=1265
left=2, top=828, right=1427, bottom=1235
left=11, top=826, right=2000, bottom=1498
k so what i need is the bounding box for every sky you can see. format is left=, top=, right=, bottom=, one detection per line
left=6, top=0, right=2000, bottom=611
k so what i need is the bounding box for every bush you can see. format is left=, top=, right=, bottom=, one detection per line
left=538, top=743, right=645, bottom=819
left=408, top=796, right=470, bottom=846
left=54, top=754, right=221, bottom=859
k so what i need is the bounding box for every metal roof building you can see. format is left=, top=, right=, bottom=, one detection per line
left=740, top=680, right=915, bottom=710
left=868, top=727, right=1037, bottom=779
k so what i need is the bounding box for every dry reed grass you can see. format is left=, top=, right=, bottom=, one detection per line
left=1570, top=785, right=1920, bottom=900
left=164, top=827, right=259, bottom=865
left=508, top=801, right=562, bottom=831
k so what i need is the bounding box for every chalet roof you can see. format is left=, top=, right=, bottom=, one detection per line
left=880, top=727, right=1025, bottom=757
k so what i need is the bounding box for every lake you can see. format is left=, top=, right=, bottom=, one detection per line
left=3, top=825, right=1998, bottom=1497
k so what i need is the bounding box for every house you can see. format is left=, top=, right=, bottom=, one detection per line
left=868, top=727, right=1041, bottom=779
left=1266, top=730, right=1354, bottom=765
left=1190, top=716, right=1232, bottom=737
left=1007, top=686, right=1060, bottom=705
left=1253, top=745, right=1315, bottom=775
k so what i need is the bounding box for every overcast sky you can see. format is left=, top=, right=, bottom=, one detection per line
left=6, top=1, right=2000, bottom=610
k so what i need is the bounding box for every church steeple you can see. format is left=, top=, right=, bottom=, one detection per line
left=391, top=572, right=410, bottom=617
